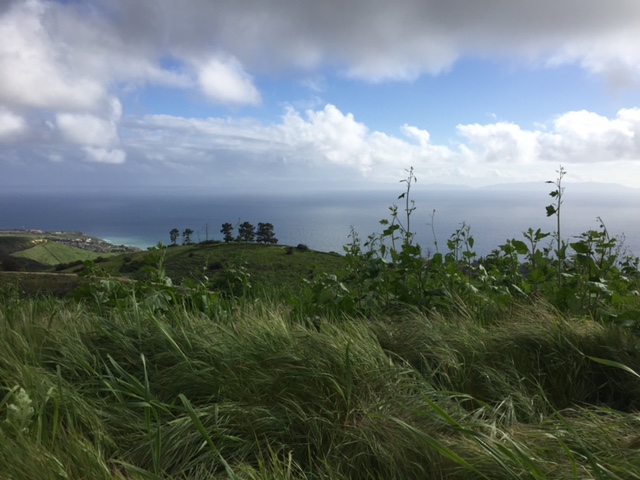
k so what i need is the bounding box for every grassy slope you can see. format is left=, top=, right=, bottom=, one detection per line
left=12, top=240, right=112, bottom=265
left=1, top=242, right=346, bottom=297
left=165, top=243, right=345, bottom=287
left=100, top=242, right=346, bottom=292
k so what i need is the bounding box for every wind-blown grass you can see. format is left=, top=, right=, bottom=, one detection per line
left=2, top=285, right=640, bottom=479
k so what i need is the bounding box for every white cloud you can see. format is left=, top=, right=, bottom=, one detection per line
left=3, top=99, right=640, bottom=188
left=55, top=96, right=123, bottom=149
left=84, top=147, right=126, bottom=164
left=97, top=104, right=639, bottom=189
left=457, top=122, right=540, bottom=164
left=121, top=104, right=459, bottom=182
left=455, top=108, right=640, bottom=174
left=279, top=105, right=370, bottom=168
left=540, top=110, right=637, bottom=162
left=0, top=107, right=27, bottom=142
left=0, top=0, right=106, bottom=110
left=196, top=55, right=261, bottom=105
left=402, top=125, right=431, bottom=147
left=56, top=113, right=119, bottom=148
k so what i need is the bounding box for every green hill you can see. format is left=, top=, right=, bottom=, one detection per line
left=80, top=242, right=346, bottom=293
left=12, top=239, right=113, bottom=266
left=1, top=241, right=347, bottom=297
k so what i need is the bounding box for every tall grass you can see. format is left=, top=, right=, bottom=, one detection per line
left=2, top=283, right=640, bottom=478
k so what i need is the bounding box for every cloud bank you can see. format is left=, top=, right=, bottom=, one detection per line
left=2, top=0, right=640, bottom=189
left=5, top=101, right=640, bottom=189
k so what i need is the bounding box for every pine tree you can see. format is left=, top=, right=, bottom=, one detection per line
left=256, top=222, right=278, bottom=244
left=237, top=221, right=255, bottom=243
left=182, top=228, right=194, bottom=245
left=220, top=223, right=234, bottom=243
left=169, top=228, right=180, bottom=246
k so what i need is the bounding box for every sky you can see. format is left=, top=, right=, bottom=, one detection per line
left=2, top=0, right=640, bottom=193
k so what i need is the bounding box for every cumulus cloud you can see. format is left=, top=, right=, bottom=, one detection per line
left=3, top=99, right=640, bottom=188
left=52, top=97, right=125, bottom=163
left=544, top=110, right=638, bottom=161
left=0, top=107, right=27, bottom=142
left=457, top=122, right=540, bottom=164
left=83, top=147, right=126, bottom=164
left=195, top=55, right=261, bottom=105
left=56, top=113, right=120, bottom=148
left=120, top=104, right=459, bottom=183
left=458, top=108, right=640, bottom=168
left=0, top=0, right=106, bottom=110
left=402, top=125, right=431, bottom=147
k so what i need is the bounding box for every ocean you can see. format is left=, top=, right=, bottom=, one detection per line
left=2, top=184, right=640, bottom=258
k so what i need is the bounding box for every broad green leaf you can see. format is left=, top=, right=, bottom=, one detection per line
left=511, top=240, right=529, bottom=255
left=570, top=241, right=591, bottom=255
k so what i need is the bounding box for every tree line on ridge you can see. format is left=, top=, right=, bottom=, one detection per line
left=169, top=222, right=278, bottom=246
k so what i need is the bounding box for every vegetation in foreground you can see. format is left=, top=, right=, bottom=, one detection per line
left=2, top=166, right=640, bottom=478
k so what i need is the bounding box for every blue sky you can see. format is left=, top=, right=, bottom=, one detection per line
left=2, top=0, right=640, bottom=192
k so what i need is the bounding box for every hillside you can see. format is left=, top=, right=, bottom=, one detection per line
left=12, top=239, right=114, bottom=266
left=67, top=242, right=346, bottom=293
left=0, top=230, right=140, bottom=272
left=0, top=241, right=347, bottom=297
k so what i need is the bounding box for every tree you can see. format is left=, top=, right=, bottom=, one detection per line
left=169, top=228, right=180, bottom=246
left=237, top=221, right=255, bottom=243
left=182, top=228, right=194, bottom=245
left=220, top=223, right=234, bottom=243
left=256, top=222, right=278, bottom=244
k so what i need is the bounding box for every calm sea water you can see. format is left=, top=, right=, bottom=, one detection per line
left=2, top=185, right=639, bottom=258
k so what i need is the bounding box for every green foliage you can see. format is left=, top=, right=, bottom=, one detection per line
left=294, top=166, right=640, bottom=326
left=210, top=262, right=253, bottom=298
left=77, top=259, right=109, bottom=278
left=545, top=165, right=566, bottom=258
